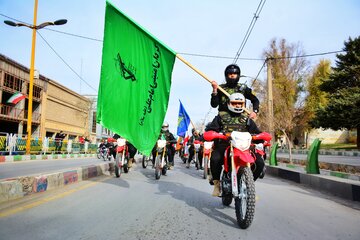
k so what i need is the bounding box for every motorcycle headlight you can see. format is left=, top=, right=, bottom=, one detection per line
left=231, top=131, right=252, bottom=151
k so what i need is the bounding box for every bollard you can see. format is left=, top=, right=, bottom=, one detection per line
left=269, top=143, right=278, bottom=166
left=306, top=138, right=321, bottom=174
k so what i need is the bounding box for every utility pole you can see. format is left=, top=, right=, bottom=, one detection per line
left=267, top=58, right=275, bottom=143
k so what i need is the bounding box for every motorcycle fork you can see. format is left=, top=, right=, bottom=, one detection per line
left=120, top=149, right=125, bottom=166
left=230, top=144, right=239, bottom=197
left=160, top=148, right=166, bottom=168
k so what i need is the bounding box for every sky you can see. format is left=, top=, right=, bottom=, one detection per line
left=1, top=0, right=359, bottom=135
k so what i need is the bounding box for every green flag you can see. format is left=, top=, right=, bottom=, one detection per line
left=97, top=1, right=176, bottom=155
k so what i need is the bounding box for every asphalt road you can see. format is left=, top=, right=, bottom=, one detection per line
left=0, top=156, right=359, bottom=240
left=0, top=157, right=110, bottom=179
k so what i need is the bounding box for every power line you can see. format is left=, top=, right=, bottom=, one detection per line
left=178, top=52, right=264, bottom=61
left=268, top=50, right=345, bottom=60
left=2, top=12, right=345, bottom=62
left=233, top=0, right=266, bottom=63
left=37, top=31, right=98, bottom=92
left=45, top=28, right=103, bottom=42
left=250, top=60, right=267, bottom=87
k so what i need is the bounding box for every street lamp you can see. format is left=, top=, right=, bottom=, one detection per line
left=4, top=0, right=67, bottom=155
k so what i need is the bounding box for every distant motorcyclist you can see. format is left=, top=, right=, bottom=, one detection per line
left=152, top=122, right=177, bottom=169
left=205, top=93, right=265, bottom=196
left=186, top=128, right=204, bottom=169
left=112, top=133, right=137, bottom=168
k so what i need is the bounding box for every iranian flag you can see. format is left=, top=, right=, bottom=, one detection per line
left=7, top=92, right=26, bottom=105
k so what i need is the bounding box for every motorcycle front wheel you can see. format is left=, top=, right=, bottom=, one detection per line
left=203, top=156, right=208, bottom=179
left=235, top=167, right=255, bottom=229
left=155, top=155, right=161, bottom=180
left=142, top=155, right=149, bottom=168
left=114, top=153, right=122, bottom=178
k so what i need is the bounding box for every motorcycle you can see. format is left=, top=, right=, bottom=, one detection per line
left=193, top=140, right=203, bottom=170
left=154, top=139, right=168, bottom=180
left=202, top=141, right=213, bottom=180
left=203, top=130, right=272, bottom=229
left=114, top=138, right=129, bottom=178
left=96, top=146, right=106, bottom=160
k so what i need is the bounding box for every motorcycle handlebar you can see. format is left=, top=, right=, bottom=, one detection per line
left=203, top=130, right=272, bottom=142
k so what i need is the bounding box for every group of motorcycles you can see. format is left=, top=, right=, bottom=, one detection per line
left=97, top=128, right=271, bottom=229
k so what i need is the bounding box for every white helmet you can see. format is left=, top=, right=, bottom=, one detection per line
left=161, top=122, right=169, bottom=132
left=227, top=93, right=245, bottom=113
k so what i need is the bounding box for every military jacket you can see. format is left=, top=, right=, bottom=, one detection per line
left=211, top=83, right=259, bottom=113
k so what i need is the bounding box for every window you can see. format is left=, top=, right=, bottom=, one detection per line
left=3, top=73, right=24, bottom=92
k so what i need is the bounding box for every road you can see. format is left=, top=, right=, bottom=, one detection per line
left=277, top=153, right=360, bottom=166
left=0, top=157, right=359, bottom=240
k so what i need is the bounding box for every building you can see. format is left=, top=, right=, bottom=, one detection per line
left=83, top=94, right=113, bottom=141
left=0, top=54, right=92, bottom=141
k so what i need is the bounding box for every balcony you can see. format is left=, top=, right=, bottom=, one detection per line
left=0, top=103, right=40, bottom=124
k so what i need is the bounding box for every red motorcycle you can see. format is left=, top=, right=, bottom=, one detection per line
left=203, top=130, right=271, bottom=229
left=114, top=138, right=129, bottom=178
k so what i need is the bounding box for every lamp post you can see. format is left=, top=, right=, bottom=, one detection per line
left=4, top=0, right=67, bottom=155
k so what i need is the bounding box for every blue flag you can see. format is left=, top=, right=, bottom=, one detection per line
left=177, top=100, right=191, bottom=138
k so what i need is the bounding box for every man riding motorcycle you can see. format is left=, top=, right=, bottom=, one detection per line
left=112, top=133, right=137, bottom=168
left=151, top=122, right=177, bottom=169
left=205, top=93, right=266, bottom=196
left=186, top=128, right=204, bottom=169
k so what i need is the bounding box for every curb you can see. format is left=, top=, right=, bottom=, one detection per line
left=266, top=164, right=360, bottom=202
left=0, top=153, right=96, bottom=163
left=0, top=162, right=114, bottom=204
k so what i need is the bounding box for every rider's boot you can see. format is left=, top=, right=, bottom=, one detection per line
left=128, top=158, right=133, bottom=168
left=212, top=180, right=221, bottom=197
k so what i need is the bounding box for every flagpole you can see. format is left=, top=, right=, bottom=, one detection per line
left=176, top=54, right=230, bottom=97
left=176, top=54, right=251, bottom=115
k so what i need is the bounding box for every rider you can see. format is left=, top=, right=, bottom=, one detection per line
left=211, top=64, right=259, bottom=119
left=112, top=133, right=137, bottom=168
left=152, top=122, right=177, bottom=169
left=98, top=139, right=106, bottom=154
left=205, top=93, right=265, bottom=197
left=186, top=128, right=204, bottom=169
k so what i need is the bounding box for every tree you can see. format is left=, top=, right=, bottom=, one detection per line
left=260, top=38, right=309, bottom=154
left=297, top=59, right=331, bottom=145
left=311, top=37, right=360, bottom=148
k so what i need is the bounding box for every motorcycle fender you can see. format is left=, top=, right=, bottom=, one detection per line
left=204, top=148, right=211, bottom=155
left=233, top=148, right=255, bottom=170
left=116, top=146, right=125, bottom=152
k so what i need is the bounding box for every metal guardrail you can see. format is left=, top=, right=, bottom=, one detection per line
left=0, top=133, right=97, bottom=155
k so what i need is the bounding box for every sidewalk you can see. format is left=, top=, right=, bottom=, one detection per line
left=277, top=148, right=360, bottom=157
left=0, top=153, right=96, bottom=163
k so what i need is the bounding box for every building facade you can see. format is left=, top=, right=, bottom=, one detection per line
left=0, top=54, right=92, bottom=141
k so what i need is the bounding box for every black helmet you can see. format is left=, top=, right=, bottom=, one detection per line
left=224, top=64, right=241, bottom=86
